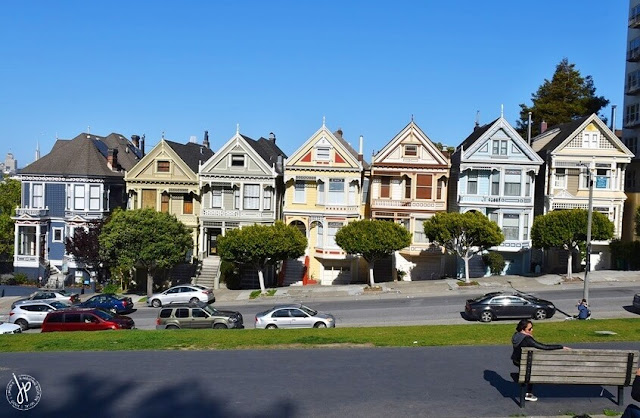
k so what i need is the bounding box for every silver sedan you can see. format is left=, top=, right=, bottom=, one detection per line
left=254, top=304, right=336, bottom=329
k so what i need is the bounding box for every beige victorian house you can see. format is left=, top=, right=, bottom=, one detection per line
left=532, top=114, right=633, bottom=271
left=125, top=135, right=214, bottom=259
left=370, top=119, right=452, bottom=281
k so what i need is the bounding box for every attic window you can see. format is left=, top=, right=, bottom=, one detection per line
left=316, top=147, right=330, bottom=161
left=404, top=145, right=418, bottom=157
left=231, top=155, right=245, bottom=167
left=157, top=161, right=170, bottom=172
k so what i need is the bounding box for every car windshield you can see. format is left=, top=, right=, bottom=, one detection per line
left=57, top=290, right=71, bottom=296
left=193, top=285, right=206, bottom=290
left=49, top=301, right=69, bottom=309
left=299, top=305, right=317, bottom=316
left=93, top=310, right=114, bottom=320
left=203, top=305, right=219, bottom=316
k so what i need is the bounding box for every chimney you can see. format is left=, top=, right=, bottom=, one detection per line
left=203, top=130, right=210, bottom=149
left=611, top=105, right=617, bottom=131
left=107, top=148, right=118, bottom=170
left=540, top=121, right=548, bottom=134
left=358, top=135, right=363, bottom=162
left=269, top=132, right=276, bottom=143
left=141, top=134, right=145, bottom=156
left=131, top=135, right=140, bottom=148
left=276, top=155, right=283, bottom=173
left=335, top=128, right=343, bottom=138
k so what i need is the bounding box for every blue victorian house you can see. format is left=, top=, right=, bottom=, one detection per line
left=13, top=132, right=142, bottom=284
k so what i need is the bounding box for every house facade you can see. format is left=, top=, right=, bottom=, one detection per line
left=13, top=132, right=142, bottom=283
left=369, top=119, right=452, bottom=281
left=449, top=116, right=543, bottom=276
left=124, top=133, right=214, bottom=258
left=283, top=122, right=368, bottom=285
left=532, top=114, right=633, bottom=271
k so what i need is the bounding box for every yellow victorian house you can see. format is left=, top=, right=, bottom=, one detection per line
left=125, top=134, right=214, bottom=259
left=283, top=121, right=368, bottom=285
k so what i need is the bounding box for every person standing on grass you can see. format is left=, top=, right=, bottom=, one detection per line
left=511, top=319, right=571, bottom=402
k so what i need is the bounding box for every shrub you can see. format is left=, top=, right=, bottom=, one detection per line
left=101, top=282, right=122, bottom=294
left=13, top=272, right=29, bottom=285
left=220, top=260, right=241, bottom=290
left=482, top=252, right=505, bottom=275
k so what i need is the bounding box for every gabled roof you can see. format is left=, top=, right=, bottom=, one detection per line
left=165, top=140, right=215, bottom=173
left=245, top=136, right=287, bottom=167
left=333, top=129, right=369, bottom=169
left=530, top=116, right=590, bottom=153
left=373, top=120, right=449, bottom=166
left=458, top=118, right=498, bottom=151
left=102, top=133, right=143, bottom=170
left=19, top=132, right=137, bottom=178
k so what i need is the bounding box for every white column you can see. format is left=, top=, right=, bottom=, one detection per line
left=239, top=183, right=244, bottom=211
left=35, top=224, right=41, bottom=261
left=13, top=223, right=19, bottom=262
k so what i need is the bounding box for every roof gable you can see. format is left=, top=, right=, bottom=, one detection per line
left=200, top=132, right=277, bottom=176
left=372, top=120, right=449, bottom=166
left=286, top=124, right=364, bottom=170
left=125, top=139, right=209, bottom=182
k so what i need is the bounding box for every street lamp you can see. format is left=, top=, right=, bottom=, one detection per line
left=579, top=162, right=594, bottom=302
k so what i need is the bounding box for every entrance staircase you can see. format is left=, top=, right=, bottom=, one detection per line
left=194, top=256, right=220, bottom=289
left=282, top=256, right=305, bottom=286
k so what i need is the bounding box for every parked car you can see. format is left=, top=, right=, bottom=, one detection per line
left=255, top=304, right=336, bottom=329
left=148, top=285, right=215, bottom=308
left=9, top=300, right=70, bottom=330
left=156, top=302, right=243, bottom=330
left=78, top=294, right=134, bottom=314
left=41, top=308, right=135, bottom=332
left=0, top=321, right=22, bottom=335
left=12, top=289, right=80, bottom=309
left=633, top=293, right=640, bottom=312
left=465, top=291, right=556, bottom=323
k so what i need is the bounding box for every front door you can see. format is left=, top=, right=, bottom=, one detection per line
left=209, top=228, right=222, bottom=255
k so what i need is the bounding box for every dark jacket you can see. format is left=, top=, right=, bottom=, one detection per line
left=578, top=304, right=590, bottom=319
left=511, top=332, right=563, bottom=366
left=632, top=375, right=640, bottom=402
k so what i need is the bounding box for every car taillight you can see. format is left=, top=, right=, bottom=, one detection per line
left=156, top=318, right=160, bottom=325
left=202, top=291, right=209, bottom=294
left=255, top=316, right=258, bottom=323
left=9, top=312, right=14, bottom=316
left=123, top=301, right=128, bottom=306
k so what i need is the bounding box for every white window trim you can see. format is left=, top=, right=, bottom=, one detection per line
left=52, top=227, right=64, bottom=243
left=294, top=181, right=306, bottom=203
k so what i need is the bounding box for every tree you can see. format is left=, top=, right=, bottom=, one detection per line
left=423, top=212, right=504, bottom=283
left=98, top=208, right=192, bottom=298
left=0, top=176, right=20, bottom=261
left=531, top=209, right=614, bottom=279
left=335, top=219, right=411, bottom=287
left=65, top=220, right=103, bottom=279
left=516, top=58, right=609, bottom=138
left=634, top=206, right=640, bottom=238
left=217, top=221, right=307, bottom=293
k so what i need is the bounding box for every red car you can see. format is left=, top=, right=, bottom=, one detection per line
left=41, top=308, right=135, bottom=332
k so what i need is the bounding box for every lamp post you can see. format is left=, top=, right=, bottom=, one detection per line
left=580, top=162, right=594, bottom=302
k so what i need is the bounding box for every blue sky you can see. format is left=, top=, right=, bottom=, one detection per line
left=0, top=1, right=628, bottom=168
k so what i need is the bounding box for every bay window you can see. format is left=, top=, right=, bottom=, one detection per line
left=32, top=183, right=44, bottom=208
left=211, top=187, right=222, bottom=208
left=263, top=188, right=272, bottom=210
left=504, top=170, right=521, bottom=196
left=74, top=185, right=85, bottom=210
left=243, top=184, right=260, bottom=210
left=502, top=214, right=520, bottom=240
left=466, top=171, right=477, bottom=195
left=89, top=185, right=101, bottom=210
left=294, top=181, right=305, bottom=203
left=328, top=179, right=344, bottom=204
left=417, top=174, right=433, bottom=199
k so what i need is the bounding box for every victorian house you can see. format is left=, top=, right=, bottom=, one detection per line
left=124, top=132, right=214, bottom=261
left=198, top=128, right=286, bottom=289
left=13, top=132, right=142, bottom=283
left=282, top=121, right=368, bottom=286
left=369, top=119, right=452, bottom=281
left=531, top=114, right=633, bottom=272
left=449, top=115, right=543, bottom=276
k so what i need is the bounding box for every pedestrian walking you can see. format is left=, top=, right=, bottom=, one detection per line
left=511, top=319, right=570, bottom=402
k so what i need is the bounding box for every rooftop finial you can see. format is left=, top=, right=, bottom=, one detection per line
left=87, top=126, right=90, bottom=133
left=501, top=104, right=504, bottom=118
left=322, top=116, right=326, bottom=127
left=161, top=131, right=165, bottom=139
left=236, top=123, right=240, bottom=134
left=411, top=114, right=414, bottom=122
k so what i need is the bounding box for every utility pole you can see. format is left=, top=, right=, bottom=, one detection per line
left=582, top=162, right=594, bottom=302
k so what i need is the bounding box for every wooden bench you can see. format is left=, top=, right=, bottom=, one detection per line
left=517, top=348, right=639, bottom=408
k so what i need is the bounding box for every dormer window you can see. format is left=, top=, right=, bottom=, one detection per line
left=582, top=132, right=599, bottom=148
left=231, top=155, right=245, bottom=167
left=492, top=140, right=507, bottom=156
left=316, top=147, right=330, bottom=161
left=157, top=161, right=170, bottom=172
left=404, top=145, right=418, bottom=157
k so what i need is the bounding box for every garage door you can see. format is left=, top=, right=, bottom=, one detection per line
left=410, top=256, right=442, bottom=281
left=322, top=262, right=351, bottom=285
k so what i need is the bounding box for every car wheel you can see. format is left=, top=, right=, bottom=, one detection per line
left=480, top=311, right=493, bottom=323
left=15, top=319, right=28, bottom=331
left=266, top=324, right=277, bottom=329
left=314, top=322, right=327, bottom=328
left=166, top=325, right=179, bottom=329
left=534, top=309, right=547, bottom=320
left=151, top=299, right=161, bottom=308
left=213, top=323, right=227, bottom=329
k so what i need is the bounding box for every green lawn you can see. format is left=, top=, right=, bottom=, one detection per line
left=2, top=319, right=640, bottom=352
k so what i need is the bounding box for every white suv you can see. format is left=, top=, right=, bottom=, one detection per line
left=9, top=300, right=70, bottom=330
left=147, top=285, right=215, bottom=308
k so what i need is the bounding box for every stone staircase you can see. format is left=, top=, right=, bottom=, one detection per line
left=468, top=254, right=487, bottom=278
left=282, top=256, right=305, bottom=286
left=194, top=256, right=220, bottom=289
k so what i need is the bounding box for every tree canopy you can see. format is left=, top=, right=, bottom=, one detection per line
left=0, top=176, right=20, bottom=261
left=516, top=58, right=609, bottom=138
left=65, top=220, right=103, bottom=275
left=98, top=208, right=192, bottom=297
left=423, top=211, right=504, bottom=282
left=335, top=219, right=411, bottom=286
left=217, top=221, right=307, bottom=293
left=531, top=209, right=614, bottom=279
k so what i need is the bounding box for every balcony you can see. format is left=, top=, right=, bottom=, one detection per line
left=624, top=116, right=640, bottom=129
left=458, top=195, right=532, bottom=205
left=314, top=247, right=348, bottom=259
left=371, top=199, right=446, bottom=210
left=628, top=48, right=640, bottom=62
left=627, top=83, right=640, bottom=96
left=64, top=210, right=106, bottom=220
left=630, top=14, right=640, bottom=28
left=201, top=208, right=275, bottom=219
left=15, top=208, right=49, bottom=217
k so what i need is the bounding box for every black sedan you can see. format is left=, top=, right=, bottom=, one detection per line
left=78, top=294, right=134, bottom=314
left=464, top=292, right=556, bottom=323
